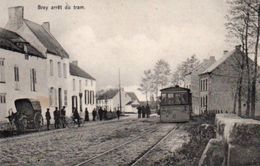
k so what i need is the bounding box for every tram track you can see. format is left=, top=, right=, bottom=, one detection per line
left=75, top=125, right=178, bottom=166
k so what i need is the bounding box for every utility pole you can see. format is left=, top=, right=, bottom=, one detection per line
left=119, top=68, right=122, bottom=113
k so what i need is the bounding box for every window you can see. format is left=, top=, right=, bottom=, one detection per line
left=205, top=79, right=208, bottom=91
left=63, top=63, right=67, bottom=78
left=64, top=90, right=68, bottom=106
left=85, top=90, right=89, bottom=104
left=30, top=68, right=37, bottom=91
left=88, top=90, right=90, bottom=104
left=91, top=80, right=93, bottom=86
left=0, top=59, right=5, bottom=83
left=0, top=93, right=6, bottom=103
left=85, top=80, right=88, bottom=86
left=14, top=66, right=19, bottom=82
left=50, top=60, right=53, bottom=76
left=14, top=65, right=19, bottom=90
left=79, top=80, right=82, bottom=92
left=58, top=62, right=61, bottom=77
left=24, top=45, right=29, bottom=60
left=73, top=79, right=76, bottom=91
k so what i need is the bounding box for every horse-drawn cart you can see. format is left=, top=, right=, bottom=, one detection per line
left=6, top=98, right=44, bottom=132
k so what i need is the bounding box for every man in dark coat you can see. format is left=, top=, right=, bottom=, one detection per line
left=146, top=104, right=151, bottom=118
left=141, top=106, right=146, bottom=118
left=92, top=108, right=97, bottom=121
left=53, top=107, right=60, bottom=129
left=116, top=109, right=121, bottom=120
left=45, top=108, right=51, bottom=130
left=60, top=106, right=66, bottom=128
left=98, top=107, right=103, bottom=121
left=137, top=106, right=142, bottom=118
left=73, top=107, right=80, bottom=127
left=104, top=108, right=108, bottom=120
left=85, top=108, right=89, bottom=121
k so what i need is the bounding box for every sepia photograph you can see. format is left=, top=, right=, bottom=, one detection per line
left=0, top=0, right=259, bottom=165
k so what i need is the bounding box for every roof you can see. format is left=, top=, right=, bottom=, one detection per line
left=201, top=50, right=237, bottom=75
left=24, top=19, right=69, bottom=58
left=126, top=92, right=140, bottom=102
left=0, top=28, right=44, bottom=58
left=160, top=85, right=190, bottom=92
left=69, top=63, right=95, bottom=80
left=97, top=89, right=119, bottom=100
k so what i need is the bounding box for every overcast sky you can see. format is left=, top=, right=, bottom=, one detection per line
left=0, top=0, right=232, bottom=98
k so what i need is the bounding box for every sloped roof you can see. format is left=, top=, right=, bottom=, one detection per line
left=126, top=92, right=139, bottom=102
left=97, top=89, right=118, bottom=100
left=160, top=85, right=190, bottom=92
left=24, top=19, right=69, bottom=58
left=69, top=63, right=95, bottom=80
left=201, top=50, right=236, bottom=75
left=0, top=27, right=44, bottom=58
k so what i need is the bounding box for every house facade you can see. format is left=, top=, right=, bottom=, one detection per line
left=1, top=6, right=96, bottom=121
left=199, top=46, right=260, bottom=116
left=69, top=61, right=96, bottom=117
left=183, top=56, right=216, bottom=115
left=0, top=28, right=47, bottom=122
left=97, top=89, right=132, bottom=112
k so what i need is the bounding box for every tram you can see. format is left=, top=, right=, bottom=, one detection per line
left=159, top=85, right=192, bottom=122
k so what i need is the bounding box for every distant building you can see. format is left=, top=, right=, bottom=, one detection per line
left=69, top=61, right=96, bottom=117
left=97, top=89, right=132, bottom=112
left=199, top=46, right=260, bottom=116
left=125, top=92, right=140, bottom=113
left=183, top=56, right=216, bottom=115
left=0, top=28, right=46, bottom=121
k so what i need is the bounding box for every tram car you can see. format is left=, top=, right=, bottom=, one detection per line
left=159, top=85, right=192, bottom=122
left=6, top=98, right=44, bottom=131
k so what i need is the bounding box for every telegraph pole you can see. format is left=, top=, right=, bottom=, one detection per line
left=119, top=68, right=122, bottom=113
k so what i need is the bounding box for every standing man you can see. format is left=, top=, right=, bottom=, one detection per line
left=141, top=105, right=146, bottom=118
left=137, top=105, right=142, bottom=118
left=92, top=108, right=97, bottom=121
left=60, top=106, right=66, bottom=128
left=73, top=107, right=81, bottom=127
left=98, top=107, right=103, bottom=121
left=85, top=107, right=89, bottom=121
left=116, top=108, right=121, bottom=120
left=45, top=108, right=51, bottom=130
left=146, top=104, right=151, bottom=118
left=53, top=107, right=59, bottom=129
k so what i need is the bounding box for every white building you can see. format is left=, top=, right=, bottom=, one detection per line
left=97, top=89, right=139, bottom=112
left=0, top=28, right=47, bottom=122
left=3, top=6, right=96, bottom=119
left=0, top=6, right=96, bottom=120
left=69, top=61, right=96, bottom=117
left=125, top=92, right=140, bottom=113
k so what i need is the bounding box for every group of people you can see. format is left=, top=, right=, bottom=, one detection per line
left=91, top=107, right=121, bottom=121
left=45, top=106, right=121, bottom=130
left=45, top=106, right=67, bottom=130
left=137, top=104, right=151, bottom=118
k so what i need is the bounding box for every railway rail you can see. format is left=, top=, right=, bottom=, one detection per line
left=75, top=125, right=178, bottom=166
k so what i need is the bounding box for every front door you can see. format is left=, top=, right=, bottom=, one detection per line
left=72, top=96, right=78, bottom=111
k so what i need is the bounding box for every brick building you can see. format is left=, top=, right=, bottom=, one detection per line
left=183, top=56, right=216, bottom=115
left=199, top=46, right=260, bottom=116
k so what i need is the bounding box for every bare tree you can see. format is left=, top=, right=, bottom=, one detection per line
left=138, top=69, right=154, bottom=103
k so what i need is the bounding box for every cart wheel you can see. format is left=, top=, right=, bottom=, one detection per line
left=34, top=112, right=44, bottom=131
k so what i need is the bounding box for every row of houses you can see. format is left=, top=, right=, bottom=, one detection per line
left=183, top=45, right=260, bottom=116
left=0, top=6, right=96, bottom=122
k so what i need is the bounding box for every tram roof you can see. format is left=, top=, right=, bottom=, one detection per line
left=160, top=85, right=190, bottom=92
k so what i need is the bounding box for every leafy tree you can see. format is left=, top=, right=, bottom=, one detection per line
left=138, top=69, right=154, bottom=103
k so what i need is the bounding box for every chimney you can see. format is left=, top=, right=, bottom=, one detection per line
left=72, top=60, right=78, bottom=66
left=223, top=50, right=228, bottom=55
left=235, top=45, right=241, bottom=51
left=209, top=56, right=216, bottom=62
left=42, top=22, right=50, bottom=32
left=8, top=6, right=24, bottom=29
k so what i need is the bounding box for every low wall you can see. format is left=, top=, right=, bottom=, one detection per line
left=199, top=114, right=260, bottom=166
